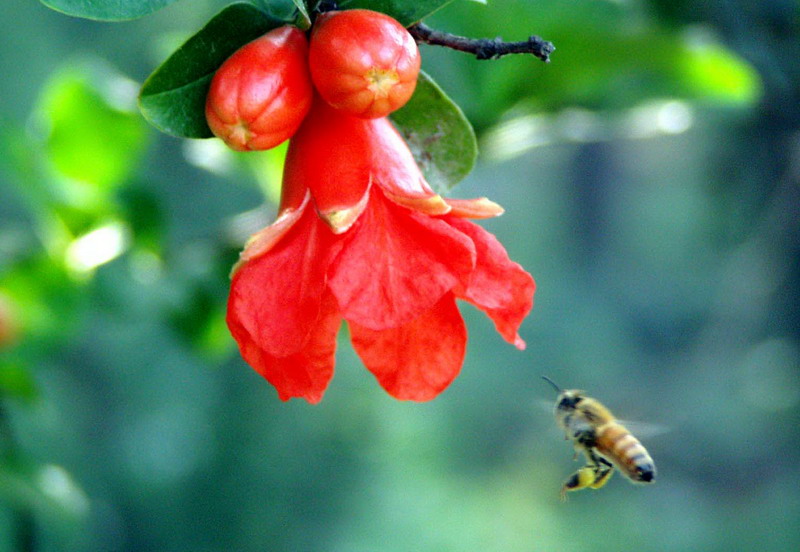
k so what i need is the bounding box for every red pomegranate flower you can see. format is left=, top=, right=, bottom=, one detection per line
left=227, top=100, right=535, bottom=403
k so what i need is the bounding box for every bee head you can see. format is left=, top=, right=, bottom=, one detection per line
left=555, top=389, right=585, bottom=412
left=542, top=376, right=585, bottom=413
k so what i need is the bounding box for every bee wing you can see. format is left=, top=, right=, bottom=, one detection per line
left=617, top=420, right=671, bottom=438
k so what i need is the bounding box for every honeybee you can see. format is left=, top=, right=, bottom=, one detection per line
left=542, top=376, right=656, bottom=499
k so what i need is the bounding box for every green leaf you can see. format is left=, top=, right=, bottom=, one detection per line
left=390, top=71, right=477, bottom=193
left=1, top=259, right=85, bottom=344
left=252, top=0, right=300, bottom=21
left=0, top=462, right=89, bottom=524
left=0, top=363, right=37, bottom=402
left=331, top=0, right=456, bottom=26
left=431, top=0, right=762, bottom=130
left=118, top=186, right=165, bottom=253
left=678, top=42, right=762, bottom=104
left=139, top=3, right=284, bottom=138
left=39, top=0, right=179, bottom=21
left=291, top=0, right=312, bottom=29
left=39, top=63, right=148, bottom=192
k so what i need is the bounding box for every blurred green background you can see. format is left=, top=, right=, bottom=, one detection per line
left=1, top=0, right=798, bottom=550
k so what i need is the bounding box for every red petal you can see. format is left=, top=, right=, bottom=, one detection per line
left=366, top=117, right=444, bottom=206
left=228, top=291, right=341, bottom=404
left=284, top=100, right=448, bottom=220
left=278, top=162, right=311, bottom=214
left=233, top=191, right=311, bottom=274
left=349, top=293, right=466, bottom=401
left=282, top=99, right=372, bottom=218
left=383, top=191, right=451, bottom=216
left=227, top=203, right=342, bottom=357
left=328, top=191, right=475, bottom=329
left=447, top=216, right=535, bottom=349
left=445, top=197, right=505, bottom=219
left=316, top=186, right=371, bottom=234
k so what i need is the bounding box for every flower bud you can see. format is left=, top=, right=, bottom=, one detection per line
left=206, top=26, right=313, bottom=151
left=309, top=9, right=421, bottom=119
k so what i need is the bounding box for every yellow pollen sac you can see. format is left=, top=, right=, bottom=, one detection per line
left=365, top=67, right=399, bottom=98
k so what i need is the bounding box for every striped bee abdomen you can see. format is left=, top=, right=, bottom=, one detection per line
left=595, top=422, right=656, bottom=483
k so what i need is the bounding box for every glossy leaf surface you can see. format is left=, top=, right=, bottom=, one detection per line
left=291, top=0, right=311, bottom=28
left=330, top=0, right=456, bottom=26
left=390, top=71, right=477, bottom=193
left=40, top=0, right=178, bottom=20
left=139, top=3, right=284, bottom=138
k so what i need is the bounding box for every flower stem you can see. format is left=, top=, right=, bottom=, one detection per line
left=408, top=23, right=555, bottom=63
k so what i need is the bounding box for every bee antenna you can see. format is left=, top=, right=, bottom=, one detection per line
left=541, top=375, right=562, bottom=393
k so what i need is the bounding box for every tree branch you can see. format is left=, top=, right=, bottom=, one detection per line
left=408, top=23, right=555, bottom=63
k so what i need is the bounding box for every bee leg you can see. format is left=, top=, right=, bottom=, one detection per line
left=589, top=462, right=614, bottom=490
left=577, top=445, right=603, bottom=466
left=573, top=442, right=592, bottom=462
left=560, top=465, right=599, bottom=501
left=583, top=452, right=614, bottom=490
left=584, top=448, right=605, bottom=466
